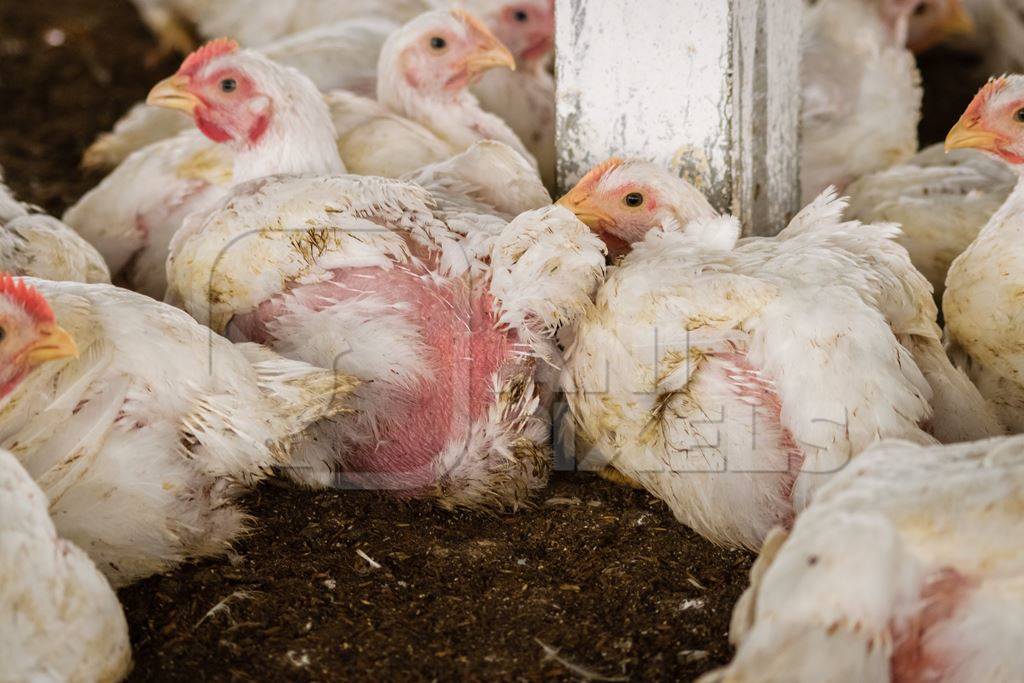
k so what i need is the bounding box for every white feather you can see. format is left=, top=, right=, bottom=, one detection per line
left=0, top=166, right=110, bottom=284
left=563, top=184, right=1000, bottom=549
left=0, top=448, right=131, bottom=683
left=1, top=279, right=355, bottom=585
left=706, top=435, right=1024, bottom=682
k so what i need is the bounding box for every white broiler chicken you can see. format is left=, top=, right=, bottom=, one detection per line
left=400, top=139, right=552, bottom=264
left=131, top=0, right=430, bottom=51
left=70, top=14, right=529, bottom=299
left=801, top=0, right=975, bottom=203
left=0, top=168, right=110, bottom=283
left=466, top=0, right=556, bottom=189
left=329, top=9, right=534, bottom=177
left=91, top=4, right=547, bottom=180
left=703, top=435, right=1024, bottom=683
left=800, top=0, right=927, bottom=201
left=83, top=17, right=398, bottom=171
left=0, top=448, right=131, bottom=683
left=944, top=75, right=1024, bottom=433
left=165, top=148, right=602, bottom=510
left=0, top=275, right=354, bottom=585
left=844, top=143, right=1015, bottom=300
left=557, top=159, right=1003, bottom=549
left=65, top=39, right=343, bottom=298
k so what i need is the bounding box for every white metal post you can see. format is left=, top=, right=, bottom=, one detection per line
left=555, top=0, right=802, bottom=235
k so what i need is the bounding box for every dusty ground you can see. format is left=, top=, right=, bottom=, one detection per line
left=0, top=2, right=756, bottom=680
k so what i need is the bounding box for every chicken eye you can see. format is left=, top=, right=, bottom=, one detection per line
left=623, top=192, right=645, bottom=208
left=220, top=78, right=237, bottom=93
left=913, top=3, right=929, bottom=15
left=429, top=36, right=447, bottom=51
left=513, top=9, right=529, bottom=22
left=1015, top=108, right=1024, bottom=123
left=0, top=326, right=5, bottom=343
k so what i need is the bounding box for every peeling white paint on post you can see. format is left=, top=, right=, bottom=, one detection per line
left=555, top=0, right=802, bottom=235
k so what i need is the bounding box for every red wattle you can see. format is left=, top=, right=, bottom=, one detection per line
left=195, top=113, right=232, bottom=143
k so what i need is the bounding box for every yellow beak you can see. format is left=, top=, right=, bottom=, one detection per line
left=453, top=9, right=516, bottom=76
left=557, top=189, right=610, bottom=230
left=939, top=1, right=975, bottom=40
left=908, top=0, right=975, bottom=54
left=465, top=44, right=516, bottom=75
left=26, top=323, right=78, bottom=365
left=945, top=117, right=1003, bottom=153
left=146, top=74, right=200, bottom=114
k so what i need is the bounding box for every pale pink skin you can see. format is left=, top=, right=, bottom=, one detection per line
left=890, top=567, right=975, bottom=681
left=582, top=183, right=666, bottom=258
left=396, top=15, right=511, bottom=95
left=0, top=298, right=49, bottom=401
left=229, top=253, right=530, bottom=494
left=561, top=176, right=686, bottom=258
left=955, top=80, right=1024, bottom=166
left=179, top=62, right=274, bottom=146
left=713, top=352, right=804, bottom=518
left=488, top=0, right=555, bottom=67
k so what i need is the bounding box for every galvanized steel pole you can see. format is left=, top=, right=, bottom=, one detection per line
left=555, top=0, right=802, bottom=235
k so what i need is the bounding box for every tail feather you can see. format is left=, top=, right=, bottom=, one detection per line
left=81, top=104, right=191, bottom=171
left=901, top=334, right=1006, bottom=442
left=238, top=342, right=357, bottom=439
left=82, top=134, right=135, bottom=172
left=776, top=188, right=848, bottom=239
left=182, top=344, right=357, bottom=482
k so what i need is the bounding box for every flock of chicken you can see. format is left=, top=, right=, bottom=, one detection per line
left=3, top=0, right=1024, bottom=680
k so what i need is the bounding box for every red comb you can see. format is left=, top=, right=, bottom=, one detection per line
left=0, top=274, right=55, bottom=324
left=452, top=8, right=498, bottom=39
left=179, top=38, right=239, bottom=78
left=964, top=76, right=1008, bottom=120
left=576, top=158, right=625, bottom=192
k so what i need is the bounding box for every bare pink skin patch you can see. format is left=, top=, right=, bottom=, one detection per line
left=891, top=567, right=975, bottom=681
left=0, top=368, right=29, bottom=401
left=195, top=114, right=232, bottom=143
left=444, top=68, right=473, bottom=92
left=714, top=351, right=804, bottom=524
left=133, top=213, right=150, bottom=240
left=244, top=111, right=271, bottom=145
left=188, top=64, right=273, bottom=147
left=604, top=185, right=660, bottom=254
left=520, top=36, right=552, bottom=63
left=233, top=261, right=527, bottom=494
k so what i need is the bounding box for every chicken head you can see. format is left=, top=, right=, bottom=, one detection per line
left=0, top=275, right=77, bottom=400
left=145, top=37, right=343, bottom=181
left=557, top=158, right=719, bottom=258
left=147, top=38, right=276, bottom=146
left=906, top=0, right=974, bottom=53
left=380, top=9, right=516, bottom=99
left=469, top=0, right=554, bottom=66
left=946, top=75, right=1024, bottom=166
